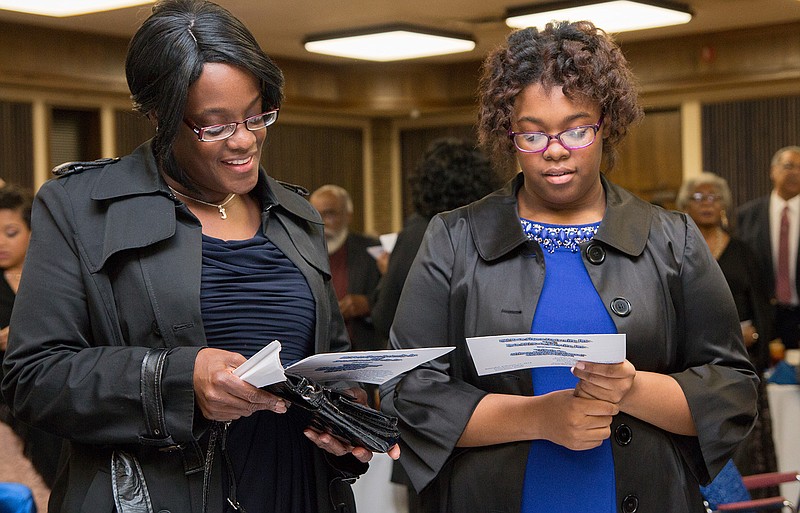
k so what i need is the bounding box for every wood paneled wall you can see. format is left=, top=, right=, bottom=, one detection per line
left=613, top=109, right=683, bottom=209
left=115, top=109, right=154, bottom=156
left=260, top=123, right=367, bottom=233
left=2, top=18, right=800, bottom=231
left=0, top=100, right=33, bottom=189
left=702, top=95, right=800, bottom=213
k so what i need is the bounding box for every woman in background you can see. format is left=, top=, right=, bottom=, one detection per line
left=371, top=137, right=500, bottom=512
left=371, top=137, right=500, bottom=341
left=677, top=172, right=778, bottom=491
left=0, top=184, right=31, bottom=370
left=0, top=183, right=51, bottom=512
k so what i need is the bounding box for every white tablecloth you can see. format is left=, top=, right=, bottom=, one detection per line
left=766, top=383, right=800, bottom=502
left=352, top=453, right=407, bottom=513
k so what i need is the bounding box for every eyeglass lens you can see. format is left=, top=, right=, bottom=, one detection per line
left=511, top=125, right=599, bottom=153
left=690, top=192, right=720, bottom=202
left=198, top=110, right=279, bottom=141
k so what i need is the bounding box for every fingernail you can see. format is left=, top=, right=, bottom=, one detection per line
left=574, top=362, right=586, bottom=371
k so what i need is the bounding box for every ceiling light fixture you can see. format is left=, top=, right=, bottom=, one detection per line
left=0, top=0, right=153, bottom=17
left=304, top=24, right=476, bottom=62
left=505, top=0, right=693, bottom=33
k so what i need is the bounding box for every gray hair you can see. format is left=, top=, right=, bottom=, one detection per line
left=772, top=146, right=800, bottom=167
left=311, top=184, right=353, bottom=214
left=675, top=171, right=732, bottom=211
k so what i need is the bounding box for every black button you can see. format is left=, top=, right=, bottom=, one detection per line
left=151, top=320, right=162, bottom=337
left=615, top=424, right=632, bottom=445
left=586, top=244, right=606, bottom=264
left=622, top=494, right=639, bottom=513
left=610, top=297, right=632, bottom=317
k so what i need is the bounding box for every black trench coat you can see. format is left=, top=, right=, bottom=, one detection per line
left=381, top=173, right=758, bottom=513
left=2, top=141, right=365, bottom=513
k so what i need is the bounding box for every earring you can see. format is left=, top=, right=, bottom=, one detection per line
left=720, top=209, right=729, bottom=230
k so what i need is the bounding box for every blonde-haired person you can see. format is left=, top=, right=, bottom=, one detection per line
left=677, top=172, right=778, bottom=490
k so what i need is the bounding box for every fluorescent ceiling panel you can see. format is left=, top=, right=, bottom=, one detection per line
left=304, top=29, right=476, bottom=62
left=506, top=1, right=692, bottom=33
left=0, top=0, right=154, bottom=17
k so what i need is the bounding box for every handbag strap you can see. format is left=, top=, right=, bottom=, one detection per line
left=201, top=421, right=247, bottom=513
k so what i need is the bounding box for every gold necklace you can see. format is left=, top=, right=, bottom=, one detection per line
left=168, top=186, right=236, bottom=220
left=708, top=228, right=725, bottom=260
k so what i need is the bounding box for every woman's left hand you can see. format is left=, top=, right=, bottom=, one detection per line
left=572, top=359, right=636, bottom=405
left=303, top=430, right=401, bottom=462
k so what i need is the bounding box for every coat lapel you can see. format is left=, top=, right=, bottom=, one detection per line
left=85, top=142, right=178, bottom=273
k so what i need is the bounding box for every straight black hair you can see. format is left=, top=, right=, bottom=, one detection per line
left=126, top=0, right=284, bottom=186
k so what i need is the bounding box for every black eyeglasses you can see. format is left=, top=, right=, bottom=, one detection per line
left=183, top=109, right=279, bottom=142
left=509, top=115, right=604, bottom=153
left=689, top=192, right=722, bottom=203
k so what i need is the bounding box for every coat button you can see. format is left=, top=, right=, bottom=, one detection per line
left=615, top=424, right=632, bottom=446
left=622, top=494, right=639, bottom=513
left=610, top=297, right=632, bottom=317
left=586, top=243, right=606, bottom=264
left=151, top=320, right=162, bottom=337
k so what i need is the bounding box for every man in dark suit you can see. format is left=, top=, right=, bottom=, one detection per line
left=737, top=146, right=800, bottom=349
left=310, top=184, right=382, bottom=353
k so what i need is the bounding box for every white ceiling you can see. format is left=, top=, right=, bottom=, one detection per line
left=2, top=0, right=800, bottom=64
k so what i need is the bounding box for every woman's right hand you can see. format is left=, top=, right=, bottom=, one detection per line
left=458, top=389, right=617, bottom=450
left=193, top=347, right=288, bottom=422
left=537, top=389, right=618, bottom=451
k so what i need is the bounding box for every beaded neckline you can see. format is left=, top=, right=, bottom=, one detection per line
left=520, top=218, right=600, bottom=253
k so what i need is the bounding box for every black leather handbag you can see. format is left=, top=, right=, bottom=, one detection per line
left=268, top=372, right=400, bottom=453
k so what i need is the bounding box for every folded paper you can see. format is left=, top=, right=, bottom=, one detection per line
left=467, top=333, right=626, bottom=376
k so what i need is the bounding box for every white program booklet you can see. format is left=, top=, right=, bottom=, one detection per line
left=233, top=340, right=455, bottom=387
left=367, top=232, right=399, bottom=260
left=466, top=333, right=626, bottom=376
left=379, top=233, right=398, bottom=253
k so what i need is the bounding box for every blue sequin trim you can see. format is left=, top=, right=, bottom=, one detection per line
left=520, top=218, right=600, bottom=253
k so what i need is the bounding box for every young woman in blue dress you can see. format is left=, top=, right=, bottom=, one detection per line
left=381, top=21, right=758, bottom=512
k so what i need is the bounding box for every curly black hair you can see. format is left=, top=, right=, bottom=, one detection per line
left=410, top=138, right=501, bottom=219
left=477, top=21, right=643, bottom=171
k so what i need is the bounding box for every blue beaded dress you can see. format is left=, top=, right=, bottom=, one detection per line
left=201, top=230, right=317, bottom=513
left=518, top=219, right=617, bottom=513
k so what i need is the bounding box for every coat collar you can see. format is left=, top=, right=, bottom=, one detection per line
left=595, top=174, right=653, bottom=256
left=83, top=140, right=323, bottom=271
left=468, top=172, right=653, bottom=262
left=90, top=141, right=321, bottom=224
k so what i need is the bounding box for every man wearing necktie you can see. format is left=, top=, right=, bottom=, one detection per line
left=737, top=146, right=800, bottom=350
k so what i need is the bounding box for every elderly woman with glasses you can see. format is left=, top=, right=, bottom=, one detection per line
left=380, top=21, right=757, bottom=513
left=1, top=2, right=397, bottom=513
left=677, top=172, right=778, bottom=489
